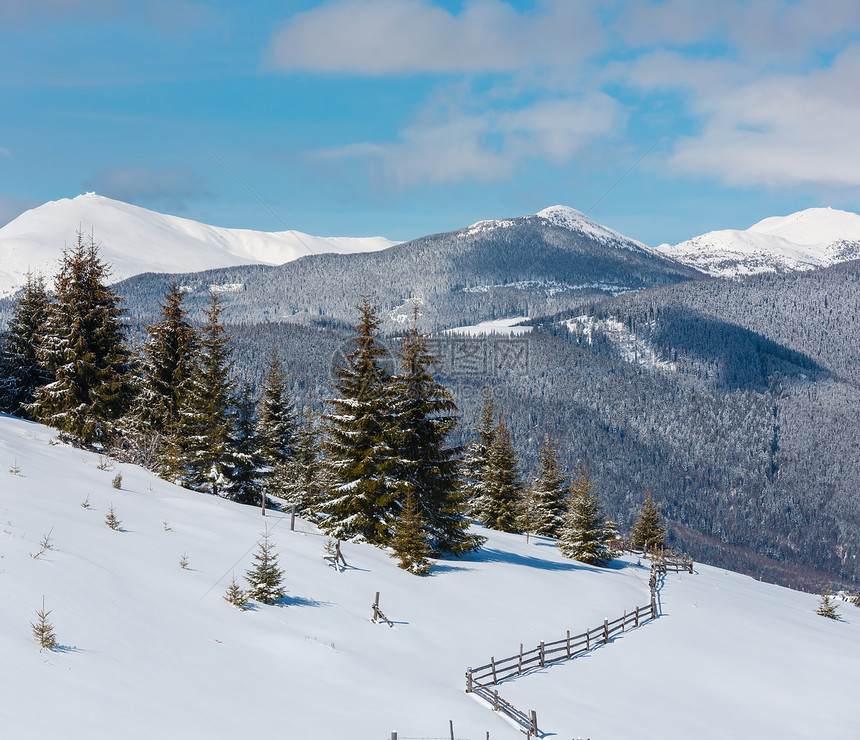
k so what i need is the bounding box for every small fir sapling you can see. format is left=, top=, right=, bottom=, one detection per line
left=112, top=472, right=122, bottom=489
left=179, top=552, right=189, bottom=570
left=31, top=596, right=57, bottom=649
left=81, top=496, right=91, bottom=509
left=816, top=587, right=840, bottom=620
left=853, top=589, right=860, bottom=608
left=97, top=455, right=112, bottom=471
left=224, top=573, right=248, bottom=610
left=9, top=459, right=21, bottom=475
left=105, top=504, right=122, bottom=531
left=30, top=528, right=54, bottom=559
left=390, top=488, right=432, bottom=575
left=163, top=519, right=173, bottom=531
left=245, top=527, right=285, bottom=604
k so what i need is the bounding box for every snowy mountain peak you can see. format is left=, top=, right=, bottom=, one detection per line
left=653, top=207, right=860, bottom=278
left=0, top=194, right=396, bottom=298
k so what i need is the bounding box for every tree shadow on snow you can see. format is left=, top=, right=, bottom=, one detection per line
left=460, top=547, right=583, bottom=572
left=275, top=594, right=331, bottom=609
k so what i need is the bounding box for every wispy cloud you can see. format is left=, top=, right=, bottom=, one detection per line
left=268, top=0, right=602, bottom=74
left=83, top=166, right=213, bottom=212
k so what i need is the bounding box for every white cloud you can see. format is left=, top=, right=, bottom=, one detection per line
left=268, top=0, right=603, bottom=74
left=315, top=92, right=620, bottom=189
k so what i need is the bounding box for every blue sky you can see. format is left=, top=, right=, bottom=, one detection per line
left=2, top=0, right=859, bottom=245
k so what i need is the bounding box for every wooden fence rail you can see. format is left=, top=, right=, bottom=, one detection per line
left=467, top=674, right=539, bottom=737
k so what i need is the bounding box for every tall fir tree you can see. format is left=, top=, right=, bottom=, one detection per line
left=125, top=282, right=197, bottom=454
left=28, top=232, right=130, bottom=445
left=256, top=344, right=296, bottom=495
left=528, top=434, right=570, bottom=538
left=179, top=291, right=236, bottom=495
left=319, top=292, right=398, bottom=545
left=474, top=415, right=524, bottom=533
left=629, top=491, right=669, bottom=552
left=281, top=402, right=323, bottom=518
left=557, top=463, right=617, bottom=566
left=460, top=386, right=498, bottom=516
left=224, top=383, right=264, bottom=506
left=389, top=312, right=481, bottom=556
left=0, top=273, right=51, bottom=417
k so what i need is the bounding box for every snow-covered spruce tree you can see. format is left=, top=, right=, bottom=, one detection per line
left=460, top=386, right=498, bottom=515
left=528, top=434, right=570, bottom=538
left=390, top=487, right=432, bottom=575
left=256, top=344, right=296, bottom=497
left=0, top=273, right=51, bottom=417
left=280, top=403, right=323, bottom=518
left=474, top=415, right=524, bottom=533
left=816, top=587, right=840, bottom=620
left=178, top=291, right=236, bottom=496
left=319, top=293, right=398, bottom=546
left=224, top=573, right=248, bottom=610
left=124, top=281, right=197, bottom=464
left=245, top=527, right=285, bottom=605
left=557, top=463, right=616, bottom=566
left=388, top=314, right=482, bottom=556
left=28, top=232, right=130, bottom=445
left=629, top=491, right=669, bottom=552
left=224, top=384, right=264, bottom=506
left=516, top=486, right=539, bottom=543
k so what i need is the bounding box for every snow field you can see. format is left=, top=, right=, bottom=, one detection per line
left=1, top=413, right=858, bottom=739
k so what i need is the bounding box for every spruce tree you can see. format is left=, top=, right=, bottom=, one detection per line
left=557, top=464, right=616, bottom=566
left=245, top=527, right=285, bottom=604
left=281, top=403, right=323, bottom=518
left=0, top=273, right=51, bottom=417
left=224, top=384, right=264, bottom=506
left=389, top=314, right=481, bottom=556
left=28, top=232, right=130, bottom=445
left=474, top=415, right=524, bottom=533
left=460, top=387, right=498, bottom=514
left=179, top=291, right=236, bottom=495
left=629, top=491, right=669, bottom=552
left=319, top=293, right=398, bottom=546
left=816, top=587, right=840, bottom=620
left=529, top=434, right=570, bottom=538
left=31, top=596, right=58, bottom=649
left=256, top=344, right=296, bottom=495
left=125, top=281, right=197, bottom=459
left=224, top=573, right=248, bottom=610
left=390, top=487, right=432, bottom=575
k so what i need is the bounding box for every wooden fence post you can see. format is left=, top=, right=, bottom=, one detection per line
left=635, top=605, right=640, bottom=628
left=466, top=669, right=473, bottom=693
left=391, top=732, right=397, bottom=740
left=539, top=640, right=545, bottom=668
left=493, top=690, right=500, bottom=710
left=518, top=643, right=523, bottom=675
left=622, top=609, right=626, bottom=632
left=586, top=627, right=590, bottom=651
left=290, top=504, right=296, bottom=531
left=603, top=617, right=609, bottom=643
left=372, top=591, right=380, bottom=623
left=566, top=629, right=571, bottom=659
left=530, top=710, right=538, bottom=735
left=651, top=595, right=657, bottom=619
left=490, top=656, right=498, bottom=685
left=449, top=719, right=454, bottom=740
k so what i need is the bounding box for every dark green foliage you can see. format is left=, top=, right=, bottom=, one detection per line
left=224, top=573, right=248, bottom=610
left=280, top=403, right=323, bottom=517
left=816, top=588, right=840, bottom=620
left=28, top=232, right=130, bottom=444
left=125, top=281, right=197, bottom=459
left=256, top=344, right=296, bottom=495
left=0, top=273, right=51, bottom=417
left=224, top=384, right=264, bottom=506
left=474, top=416, right=524, bottom=533
left=460, top=387, right=498, bottom=516
left=390, top=488, right=432, bottom=575
left=528, top=434, right=569, bottom=537
left=319, top=293, right=398, bottom=545
left=179, top=292, right=236, bottom=495
left=630, top=492, right=668, bottom=552
left=105, top=504, right=122, bottom=531
left=389, top=315, right=481, bottom=556
left=557, top=464, right=616, bottom=566
left=245, top=528, right=285, bottom=605
left=31, top=596, right=57, bottom=649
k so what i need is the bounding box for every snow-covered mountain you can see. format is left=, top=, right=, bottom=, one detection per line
left=0, top=193, right=396, bottom=298
left=654, top=207, right=860, bottom=278
left=2, top=412, right=859, bottom=739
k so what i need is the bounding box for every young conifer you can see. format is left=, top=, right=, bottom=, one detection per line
left=460, top=387, right=498, bottom=514
left=256, top=344, right=296, bottom=495
left=390, top=487, right=432, bottom=575
left=246, top=527, right=285, bottom=605
left=816, top=587, right=840, bottom=620
left=224, top=384, right=264, bottom=506
left=281, top=402, right=323, bottom=518
left=529, top=434, right=570, bottom=538
left=629, top=491, right=669, bottom=552
left=557, top=464, right=616, bottom=566
left=31, top=596, right=58, bottom=649
left=473, top=415, right=524, bottom=533
left=105, top=504, right=122, bottom=531
left=224, top=573, right=248, bottom=610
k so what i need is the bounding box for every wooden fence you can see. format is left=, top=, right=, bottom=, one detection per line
left=464, top=550, right=693, bottom=736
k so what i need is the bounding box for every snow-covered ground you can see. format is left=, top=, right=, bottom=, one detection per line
left=0, top=194, right=396, bottom=298
left=654, top=207, right=860, bottom=278
left=444, top=317, right=533, bottom=337
left=566, top=315, right=676, bottom=372
left=2, top=413, right=858, bottom=739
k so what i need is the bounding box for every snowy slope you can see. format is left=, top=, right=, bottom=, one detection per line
left=0, top=194, right=396, bottom=298
left=654, top=207, right=860, bottom=278
left=2, top=413, right=859, bottom=739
